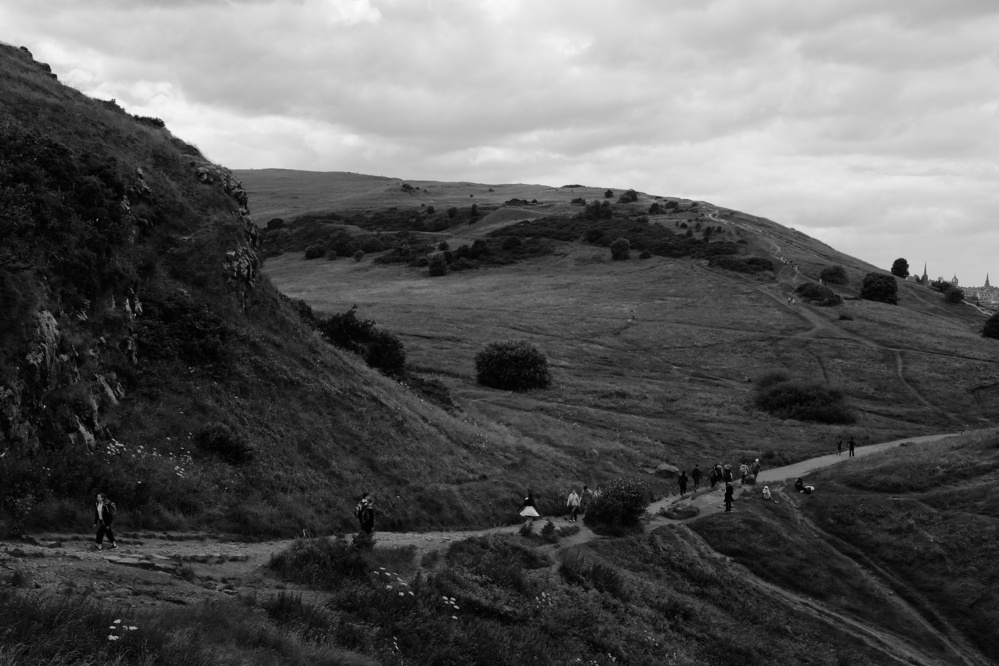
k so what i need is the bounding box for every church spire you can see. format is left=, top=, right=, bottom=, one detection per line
left=987, top=273, right=991, bottom=288
left=921, top=263, right=928, bottom=285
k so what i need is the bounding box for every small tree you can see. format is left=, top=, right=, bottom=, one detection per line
left=610, top=237, right=630, bottom=260
left=474, top=340, right=551, bottom=391
left=648, top=202, right=662, bottom=215
left=984, top=312, right=999, bottom=340
left=617, top=189, right=639, bottom=204
left=265, top=218, right=285, bottom=231
left=890, top=258, right=909, bottom=278
left=859, top=272, right=898, bottom=305
left=446, top=207, right=458, bottom=219
left=604, top=189, right=614, bottom=198
left=304, top=245, right=325, bottom=260
left=353, top=250, right=364, bottom=262
left=944, top=287, right=965, bottom=304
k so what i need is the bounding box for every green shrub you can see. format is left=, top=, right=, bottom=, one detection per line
left=194, top=422, right=254, bottom=464
left=754, top=380, right=855, bottom=424
left=755, top=370, right=790, bottom=389
left=820, top=265, right=848, bottom=285
left=709, top=255, right=773, bottom=274
left=930, top=278, right=952, bottom=292
left=268, top=537, right=367, bottom=589
left=639, top=249, right=652, bottom=259
left=474, top=340, right=551, bottom=391
left=582, top=478, right=651, bottom=535
left=890, top=258, right=909, bottom=278
left=795, top=282, right=843, bottom=306
left=265, top=218, right=284, bottom=231
left=984, top=312, right=999, bottom=340
left=859, top=273, right=898, bottom=305
left=617, top=189, right=638, bottom=204
left=352, top=249, right=364, bottom=262
left=944, top=287, right=964, bottom=303
left=428, top=252, right=448, bottom=277
left=317, top=305, right=407, bottom=377
left=304, top=245, right=324, bottom=260
left=604, top=189, right=613, bottom=198
left=610, top=237, right=630, bottom=260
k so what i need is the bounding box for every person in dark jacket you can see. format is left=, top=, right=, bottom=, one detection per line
left=691, top=465, right=702, bottom=490
left=848, top=436, right=856, bottom=457
left=678, top=471, right=688, bottom=496
left=93, top=492, right=118, bottom=551
left=355, top=492, right=375, bottom=534
left=724, top=483, right=734, bottom=512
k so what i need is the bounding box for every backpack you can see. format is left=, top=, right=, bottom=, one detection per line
left=107, top=501, right=117, bottom=518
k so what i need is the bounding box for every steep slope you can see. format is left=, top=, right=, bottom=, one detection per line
left=0, top=43, right=566, bottom=538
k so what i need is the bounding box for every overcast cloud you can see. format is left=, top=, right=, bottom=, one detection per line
left=4, top=0, right=997, bottom=283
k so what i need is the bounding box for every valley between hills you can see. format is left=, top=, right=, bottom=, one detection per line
left=3, top=41, right=999, bottom=664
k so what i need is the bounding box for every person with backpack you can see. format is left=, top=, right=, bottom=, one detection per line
left=691, top=465, right=702, bottom=490
left=739, top=462, right=750, bottom=485
left=848, top=436, right=856, bottom=457
left=678, top=471, right=688, bottom=496
left=566, top=488, right=580, bottom=522
left=724, top=483, right=734, bottom=512
left=93, top=492, right=118, bottom=551
left=355, top=492, right=375, bottom=534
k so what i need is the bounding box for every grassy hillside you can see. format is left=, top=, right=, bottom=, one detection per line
left=0, top=42, right=599, bottom=539
left=247, top=168, right=999, bottom=482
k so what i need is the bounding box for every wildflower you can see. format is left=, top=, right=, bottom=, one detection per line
left=408, top=591, right=414, bottom=596
left=113, top=619, right=122, bottom=624
left=109, top=626, right=117, bottom=629
left=385, top=585, right=392, bottom=590
left=107, top=635, right=119, bottom=641
left=128, top=626, right=137, bottom=631
left=451, top=615, right=457, bottom=620
left=399, top=592, right=404, bottom=597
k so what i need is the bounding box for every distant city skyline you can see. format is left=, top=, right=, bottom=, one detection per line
left=4, top=1, right=996, bottom=283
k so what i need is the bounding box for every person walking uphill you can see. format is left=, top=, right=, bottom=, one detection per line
left=566, top=488, right=580, bottom=522
left=520, top=490, right=540, bottom=524
left=691, top=465, right=702, bottom=490
left=355, top=493, right=376, bottom=534
left=724, top=483, right=734, bottom=512
left=848, top=436, right=856, bottom=458
left=678, top=471, right=688, bottom=496
left=94, top=492, right=118, bottom=551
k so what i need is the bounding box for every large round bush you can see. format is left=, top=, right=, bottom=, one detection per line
left=610, top=237, right=630, bottom=260
left=474, top=340, right=551, bottom=391
left=859, top=272, right=898, bottom=305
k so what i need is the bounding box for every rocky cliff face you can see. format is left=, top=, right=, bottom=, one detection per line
left=0, top=44, right=261, bottom=457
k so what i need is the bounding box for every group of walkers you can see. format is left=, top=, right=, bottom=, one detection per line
left=673, top=459, right=764, bottom=512
left=836, top=435, right=857, bottom=457
left=520, top=485, right=596, bottom=523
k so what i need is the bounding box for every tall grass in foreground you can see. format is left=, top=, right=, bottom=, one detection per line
left=0, top=589, right=371, bottom=666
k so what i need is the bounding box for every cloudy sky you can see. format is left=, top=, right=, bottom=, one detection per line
left=5, top=0, right=998, bottom=284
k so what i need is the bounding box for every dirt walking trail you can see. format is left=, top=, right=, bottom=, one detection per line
left=1, top=431, right=975, bottom=664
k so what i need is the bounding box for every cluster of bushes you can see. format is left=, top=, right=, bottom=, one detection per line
left=795, top=283, right=842, bottom=306
left=492, top=214, right=740, bottom=262
left=753, top=373, right=855, bottom=424
left=474, top=340, right=551, bottom=391
left=582, top=478, right=652, bottom=536
left=424, top=236, right=553, bottom=276
left=317, top=305, right=406, bottom=377
left=929, top=279, right=964, bottom=303
left=859, top=272, right=898, bottom=305
left=984, top=312, right=999, bottom=340
left=260, top=216, right=419, bottom=260
left=708, top=255, right=774, bottom=274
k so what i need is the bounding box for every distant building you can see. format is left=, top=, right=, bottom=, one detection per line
left=963, top=274, right=999, bottom=308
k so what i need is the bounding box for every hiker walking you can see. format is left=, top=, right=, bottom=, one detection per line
left=93, top=492, right=118, bottom=551
left=722, top=464, right=734, bottom=484
left=678, top=471, right=688, bottom=496
left=848, top=436, right=856, bottom=457
left=355, top=492, right=375, bottom=534
left=580, top=485, right=594, bottom=515
left=566, top=488, right=580, bottom=522
left=739, top=462, right=749, bottom=485
left=519, top=490, right=540, bottom=523
left=724, top=483, right=734, bottom=512
left=691, top=465, right=702, bottom=490
left=751, top=458, right=761, bottom=479
left=837, top=437, right=843, bottom=455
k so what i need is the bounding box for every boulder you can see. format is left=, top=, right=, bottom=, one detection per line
left=655, top=463, right=680, bottom=479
